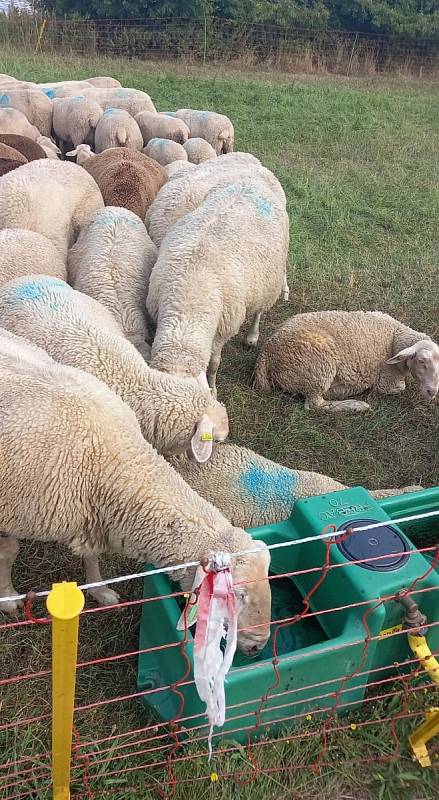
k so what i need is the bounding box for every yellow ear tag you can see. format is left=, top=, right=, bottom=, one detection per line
left=201, top=432, right=213, bottom=441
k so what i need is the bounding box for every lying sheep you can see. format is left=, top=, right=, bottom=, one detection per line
left=175, top=109, right=234, bottom=154
left=147, top=180, right=289, bottom=396
left=0, top=107, right=39, bottom=140
left=135, top=111, right=190, bottom=145
left=94, top=108, right=143, bottom=152
left=0, top=159, right=103, bottom=260
left=68, top=206, right=157, bottom=357
left=183, top=137, right=217, bottom=164
left=52, top=96, right=103, bottom=151
left=36, top=136, right=62, bottom=159
left=0, top=133, right=47, bottom=161
left=253, top=311, right=439, bottom=411
left=143, top=137, right=188, bottom=166
left=0, top=274, right=229, bottom=463
left=0, top=327, right=269, bottom=657
left=146, top=157, right=286, bottom=248
left=82, top=86, right=156, bottom=116
left=0, top=88, right=53, bottom=136
left=0, top=229, right=66, bottom=284
left=0, top=142, right=27, bottom=164
left=168, top=443, right=423, bottom=529
left=67, top=146, right=167, bottom=220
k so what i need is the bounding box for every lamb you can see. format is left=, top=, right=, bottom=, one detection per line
left=52, top=96, right=103, bottom=151
left=147, top=180, right=289, bottom=396
left=0, top=274, right=229, bottom=464
left=146, top=158, right=286, bottom=248
left=36, top=136, right=62, bottom=159
left=0, top=159, right=103, bottom=260
left=0, top=107, right=40, bottom=140
left=174, top=109, right=234, bottom=154
left=67, top=146, right=167, bottom=220
left=0, top=230, right=66, bottom=284
left=168, top=443, right=423, bottom=529
left=0, top=327, right=270, bottom=657
left=253, top=311, right=439, bottom=411
left=0, top=133, right=47, bottom=161
left=183, top=137, right=217, bottom=164
left=135, top=111, right=190, bottom=145
left=67, top=206, right=157, bottom=357
left=143, top=137, right=188, bottom=166
left=0, top=89, right=53, bottom=136
left=94, top=108, right=143, bottom=152
left=81, top=86, right=156, bottom=116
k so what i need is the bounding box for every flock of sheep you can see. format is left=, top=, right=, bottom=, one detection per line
left=0, top=71, right=437, bottom=657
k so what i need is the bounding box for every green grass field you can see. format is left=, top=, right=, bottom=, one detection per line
left=0, top=49, right=438, bottom=800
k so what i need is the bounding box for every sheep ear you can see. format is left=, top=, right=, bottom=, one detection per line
left=190, top=414, right=214, bottom=463
left=66, top=148, right=79, bottom=157
left=387, top=344, right=418, bottom=365
left=195, top=371, right=210, bottom=391
left=252, top=539, right=271, bottom=568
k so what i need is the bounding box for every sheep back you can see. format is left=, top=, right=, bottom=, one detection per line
left=0, top=133, right=47, bottom=161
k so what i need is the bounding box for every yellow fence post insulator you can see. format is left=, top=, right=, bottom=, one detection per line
left=409, top=708, right=439, bottom=767
left=47, top=582, right=85, bottom=800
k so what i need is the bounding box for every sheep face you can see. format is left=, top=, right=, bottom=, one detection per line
left=189, top=402, right=229, bottom=463
left=232, top=539, right=271, bottom=655
left=387, top=339, right=439, bottom=401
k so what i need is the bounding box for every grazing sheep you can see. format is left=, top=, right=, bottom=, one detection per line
left=0, top=133, right=47, bottom=161
left=67, top=146, right=167, bottom=220
left=0, top=159, right=103, bottom=260
left=0, top=229, right=66, bottom=284
left=135, top=111, right=190, bottom=145
left=168, top=443, right=423, bottom=529
left=0, top=142, right=27, bottom=164
left=253, top=311, right=439, bottom=411
left=147, top=180, right=289, bottom=396
left=0, top=107, right=40, bottom=140
left=146, top=158, right=286, bottom=248
left=0, top=327, right=269, bottom=657
left=68, top=206, right=157, bottom=356
left=82, top=86, right=156, bottom=116
left=143, top=137, right=188, bottom=166
left=0, top=89, right=53, bottom=136
left=85, top=76, right=122, bottom=88
left=165, top=160, right=196, bottom=178
left=94, top=108, right=143, bottom=152
left=52, top=96, right=103, bottom=151
left=36, top=136, right=62, bottom=159
left=175, top=109, right=234, bottom=154
left=183, top=137, right=217, bottom=164
left=0, top=274, right=229, bottom=464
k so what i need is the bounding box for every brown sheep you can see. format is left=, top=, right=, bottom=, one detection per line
left=0, top=134, right=47, bottom=162
left=67, top=145, right=167, bottom=220
left=0, top=159, right=27, bottom=177
left=0, top=143, right=27, bottom=164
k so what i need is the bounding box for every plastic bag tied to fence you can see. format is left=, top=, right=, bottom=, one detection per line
left=177, top=552, right=237, bottom=758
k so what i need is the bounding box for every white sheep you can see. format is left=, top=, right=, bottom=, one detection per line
left=36, top=135, right=62, bottom=159
left=164, top=160, right=196, bottom=178
left=147, top=180, right=289, bottom=396
left=0, top=107, right=39, bottom=140
left=175, top=109, right=234, bottom=154
left=143, top=137, right=188, bottom=166
left=85, top=76, right=122, bottom=88
left=135, top=111, right=190, bottom=145
left=0, top=88, right=53, bottom=136
left=0, top=329, right=269, bottom=655
left=253, top=311, right=439, bottom=411
left=183, top=137, right=217, bottom=164
left=146, top=157, right=286, bottom=248
left=81, top=86, right=156, bottom=116
left=168, top=443, right=423, bottom=529
left=0, top=159, right=103, bottom=260
left=67, top=206, right=157, bottom=357
left=52, top=96, right=103, bottom=151
left=94, top=108, right=143, bottom=152
left=0, top=229, right=66, bottom=284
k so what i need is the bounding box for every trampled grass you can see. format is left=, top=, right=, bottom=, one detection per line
left=0, top=49, right=438, bottom=799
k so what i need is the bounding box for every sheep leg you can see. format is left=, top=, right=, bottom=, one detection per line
left=207, top=343, right=223, bottom=399
left=0, top=534, right=22, bottom=616
left=83, top=554, right=120, bottom=607
left=281, top=273, right=290, bottom=301
left=246, top=313, right=262, bottom=347
left=305, top=394, right=370, bottom=412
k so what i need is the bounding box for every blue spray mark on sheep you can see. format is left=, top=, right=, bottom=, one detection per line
left=10, top=278, right=67, bottom=303
left=115, top=89, right=130, bottom=98
left=238, top=463, right=297, bottom=509
left=103, top=107, right=117, bottom=116
left=93, top=208, right=144, bottom=228
left=0, top=95, right=9, bottom=107
left=41, top=88, right=56, bottom=99
left=215, top=183, right=274, bottom=219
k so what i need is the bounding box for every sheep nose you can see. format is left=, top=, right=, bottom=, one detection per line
left=247, top=645, right=260, bottom=656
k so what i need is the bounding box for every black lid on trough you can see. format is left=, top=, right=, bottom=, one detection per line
left=336, top=518, right=409, bottom=571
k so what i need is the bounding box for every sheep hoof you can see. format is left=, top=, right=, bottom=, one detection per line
left=88, top=585, right=120, bottom=607
left=246, top=334, right=259, bottom=348
left=281, top=287, right=290, bottom=301
left=0, top=594, right=23, bottom=618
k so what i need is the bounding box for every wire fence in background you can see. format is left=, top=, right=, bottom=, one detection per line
left=0, top=15, right=438, bottom=77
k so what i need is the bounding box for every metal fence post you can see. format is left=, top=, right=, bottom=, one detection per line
left=47, top=582, right=85, bottom=800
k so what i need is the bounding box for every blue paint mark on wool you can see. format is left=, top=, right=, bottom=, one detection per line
left=12, top=278, right=67, bottom=303
left=0, top=95, right=9, bottom=107
left=238, top=463, right=298, bottom=508
left=103, top=107, right=117, bottom=116
left=94, top=208, right=143, bottom=228
left=41, top=88, right=56, bottom=99
left=217, top=183, right=274, bottom=219
left=115, top=89, right=130, bottom=98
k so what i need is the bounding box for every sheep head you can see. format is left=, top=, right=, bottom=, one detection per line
left=66, top=144, right=94, bottom=166
left=232, top=539, right=271, bottom=656
left=387, top=339, right=439, bottom=401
